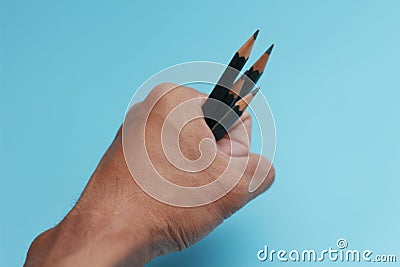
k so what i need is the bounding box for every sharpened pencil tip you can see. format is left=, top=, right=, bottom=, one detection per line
left=253, top=30, right=260, bottom=40
left=252, top=87, right=260, bottom=96
left=266, top=44, right=274, bottom=55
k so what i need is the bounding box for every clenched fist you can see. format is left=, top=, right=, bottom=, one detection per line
left=25, top=83, right=275, bottom=267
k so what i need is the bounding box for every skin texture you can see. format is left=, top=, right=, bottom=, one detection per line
left=24, top=83, right=275, bottom=267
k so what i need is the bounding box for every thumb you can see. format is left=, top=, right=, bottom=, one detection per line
left=214, top=153, right=275, bottom=219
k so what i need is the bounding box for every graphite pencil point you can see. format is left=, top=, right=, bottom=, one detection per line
left=266, top=44, right=274, bottom=55
left=237, top=32, right=258, bottom=60
left=251, top=87, right=260, bottom=96
left=253, top=30, right=260, bottom=39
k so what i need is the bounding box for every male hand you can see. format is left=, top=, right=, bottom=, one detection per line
left=25, top=83, right=275, bottom=267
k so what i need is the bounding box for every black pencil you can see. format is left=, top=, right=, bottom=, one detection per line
left=229, top=44, right=274, bottom=106
left=211, top=87, right=260, bottom=141
left=209, top=44, right=273, bottom=133
left=202, top=30, right=259, bottom=128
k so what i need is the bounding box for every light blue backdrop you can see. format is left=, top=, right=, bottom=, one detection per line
left=1, top=0, right=399, bottom=266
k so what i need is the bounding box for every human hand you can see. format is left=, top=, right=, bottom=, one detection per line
left=25, top=83, right=275, bottom=267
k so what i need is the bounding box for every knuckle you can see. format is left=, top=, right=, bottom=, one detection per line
left=145, top=83, right=179, bottom=104
left=147, top=83, right=202, bottom=110
left=153, top=82, right=178, bottom=94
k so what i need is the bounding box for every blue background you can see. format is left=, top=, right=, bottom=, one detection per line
left=1, top=0, right=399, bottom=266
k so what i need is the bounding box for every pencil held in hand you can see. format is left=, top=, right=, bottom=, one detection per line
left=229, top=44, right=274, bottom=106
left=211, top=88, right=260, bottom=141
left=202, top=30, right=259, bottom=129
left=202, top=30, right=274, bottom=141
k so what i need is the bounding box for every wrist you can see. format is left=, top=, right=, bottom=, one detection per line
left=25, top=209, right=154, bottom=267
